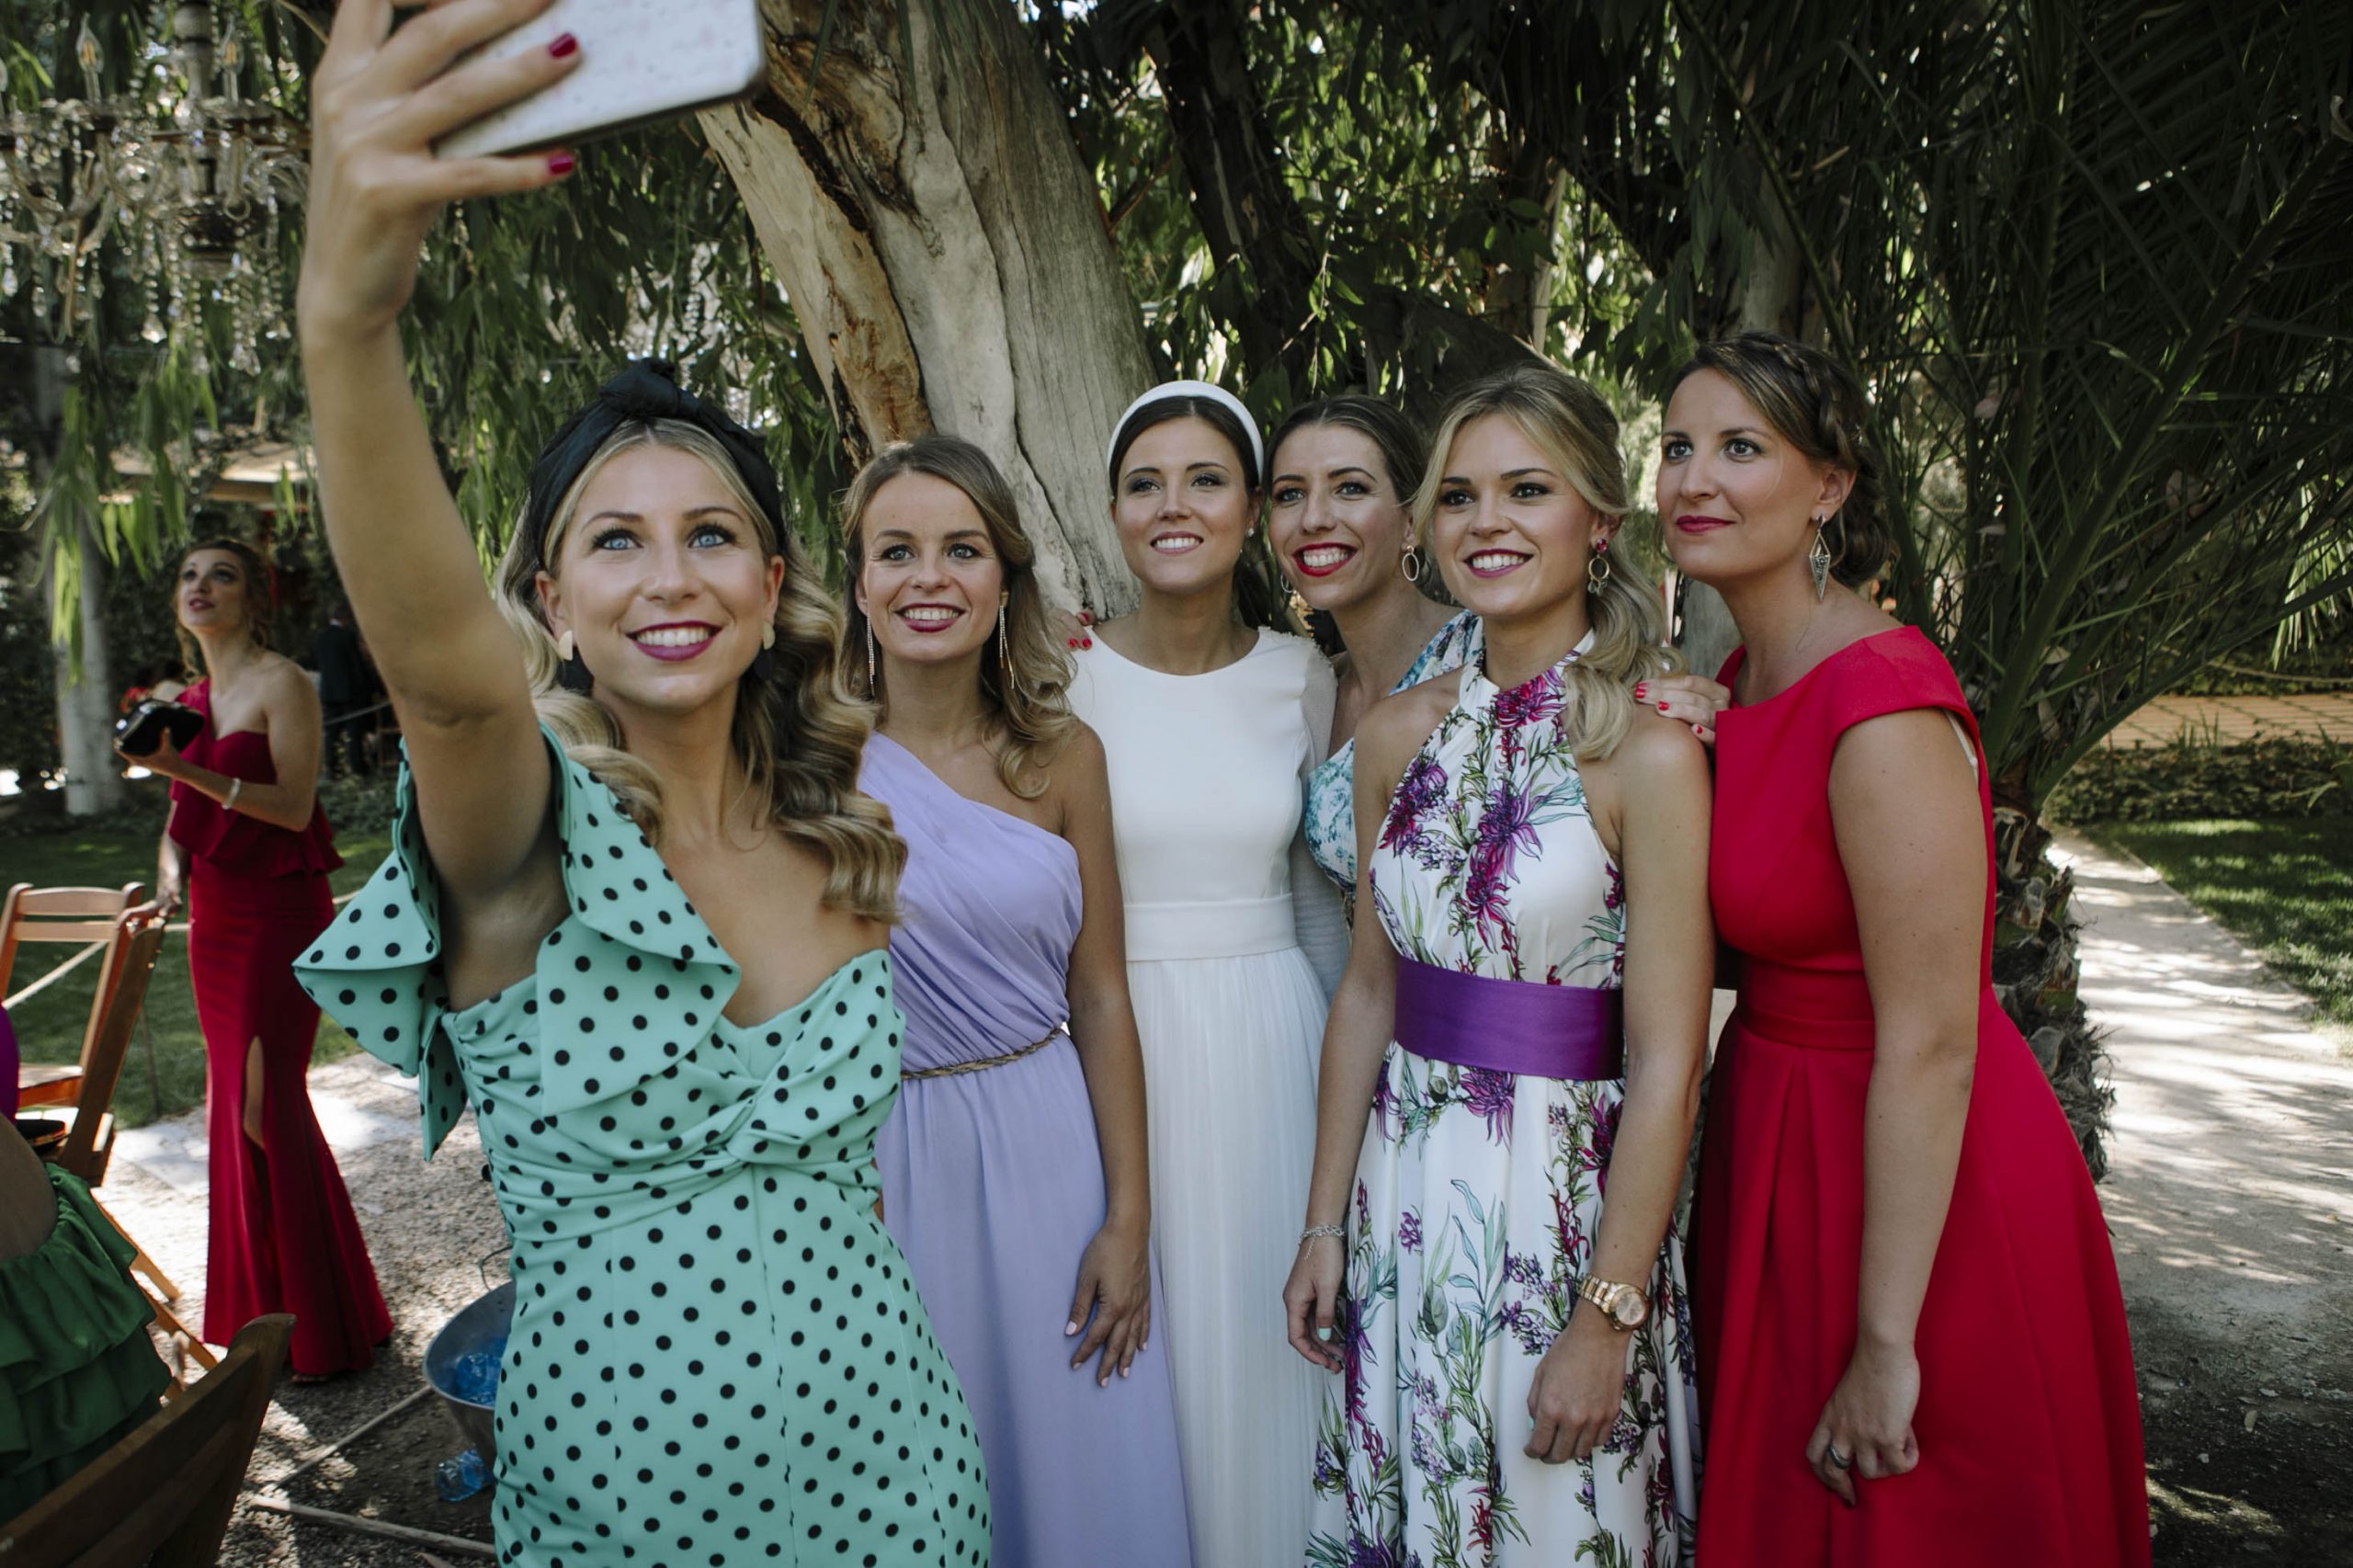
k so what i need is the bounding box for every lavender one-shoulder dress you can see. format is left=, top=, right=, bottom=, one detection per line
left=863, top=734, right=1194, bottom=1568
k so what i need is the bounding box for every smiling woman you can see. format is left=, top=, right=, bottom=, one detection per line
left=287, top=3, right=985, bottom=1560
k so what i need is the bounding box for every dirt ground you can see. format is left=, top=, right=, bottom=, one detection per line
left=80, top=835, right=2351, bottom=1565
left=2064, top=831, right=2353, bottom=1563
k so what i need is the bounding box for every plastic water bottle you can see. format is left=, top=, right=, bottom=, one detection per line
left=435, top=1448, right=489, bottom=1503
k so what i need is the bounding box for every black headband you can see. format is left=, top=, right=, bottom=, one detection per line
left=520, top=359, right=788, bottom=575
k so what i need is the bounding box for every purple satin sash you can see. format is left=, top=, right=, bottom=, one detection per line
left=1393, top=957, right=1625, bottom=1081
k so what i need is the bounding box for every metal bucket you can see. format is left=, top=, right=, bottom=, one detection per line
left=423, top=1279, right=512, bottom=1454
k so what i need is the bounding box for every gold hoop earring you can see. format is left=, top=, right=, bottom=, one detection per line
left=1808, top=517, right=1833, bottom=600
left=1400, top=545, right=1425, bottom=585
left=1586, top=542, right=1613, bottom=593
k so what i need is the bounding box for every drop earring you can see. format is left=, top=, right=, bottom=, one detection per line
left=866, top=619, right=879, bottom=698
left=750, top=620, right=778, bottom=681
left=1400, top=544, right=1426, bottom=584
left=555, top=629, right=593, bottom=693
left=1808, top=517, right=1833, bottom=600
left=997, top=597, right=1011, bottom=687
left=1586, top=538, right=1613, bottom=593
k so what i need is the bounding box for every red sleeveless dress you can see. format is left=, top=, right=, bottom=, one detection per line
left=1695, top=628, right=2147, bottom=1566
left=170, top=682, right=390, bottom=1376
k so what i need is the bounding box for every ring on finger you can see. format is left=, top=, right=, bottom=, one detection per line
left=1824, top=1443, right=1852, bottom=1470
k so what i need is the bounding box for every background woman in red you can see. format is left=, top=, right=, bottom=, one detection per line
left=120, top=537, right=390, bottom=1381
left=1656, top=335, right=2147, bottom=1563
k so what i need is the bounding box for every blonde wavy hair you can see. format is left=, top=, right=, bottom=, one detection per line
left=493, top=419, right=904, bottom=923
left=1413, top=362, right=1681, bottom=762
left=840, top=435, right=1079, bottom=800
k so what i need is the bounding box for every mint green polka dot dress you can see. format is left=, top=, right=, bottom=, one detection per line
left=295, top=731, right=988, bottom=1567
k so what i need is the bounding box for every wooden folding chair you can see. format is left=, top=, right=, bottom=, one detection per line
left=2, top=882, right=149, bottom=1111
left=0, top=1313, right=291, bottom=1568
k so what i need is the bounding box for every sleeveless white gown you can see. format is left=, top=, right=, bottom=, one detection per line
left=1069, top=627, right=1342, bottom=1568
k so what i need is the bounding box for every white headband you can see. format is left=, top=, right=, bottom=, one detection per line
left=1105, top=380, right=1264, bottom=482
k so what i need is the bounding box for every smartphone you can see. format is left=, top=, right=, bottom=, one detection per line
left=434, top=0, right=765, bottom=161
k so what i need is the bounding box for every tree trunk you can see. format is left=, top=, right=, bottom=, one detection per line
left=26, top=345, right=125, bottom=818
left=51, top=519, right=125, bottom=818
left=1990, top=793, right=2114, bottom=1179
left=699, top=0, right=1154, bottom=616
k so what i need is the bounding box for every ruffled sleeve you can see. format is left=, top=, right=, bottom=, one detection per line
left=291, top=739, right=465, bottom=1157
left=294, top=724, right=743, bottom=1153
left=0, top=1168, right=172, bottom=1520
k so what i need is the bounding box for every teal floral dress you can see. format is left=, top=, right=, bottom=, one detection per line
left=1307, top=642, right=1699, bottom=1568
left=1303, top=613, right=1480, bottom=902
left=295, top=732, right=988, bottom=1568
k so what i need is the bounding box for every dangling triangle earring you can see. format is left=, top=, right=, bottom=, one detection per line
left=750, top=620, right=778, bottom=681
left=1808, top=517, right=1833, bottom=601
left=555, top=629, right=593, bottom=693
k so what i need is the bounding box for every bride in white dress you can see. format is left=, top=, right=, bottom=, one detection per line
left=1069, top=381, right=1345, bottom=1567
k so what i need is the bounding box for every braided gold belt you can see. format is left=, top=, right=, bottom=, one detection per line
left=901, top=1022, right=1069, bottom=1081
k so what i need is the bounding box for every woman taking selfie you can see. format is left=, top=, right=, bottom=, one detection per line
left=290, top=6, right=985, bottom=1562
left=118, top=536, right=390, bottom=1382
left=1658, top=332, right=2146, bottom=1564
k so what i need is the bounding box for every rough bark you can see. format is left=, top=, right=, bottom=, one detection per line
left=699, top=0, right=1155, bottom=616
left=51, top=519, right=125, bottom=818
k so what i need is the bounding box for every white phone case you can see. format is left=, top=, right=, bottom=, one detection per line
left=435, top=0, right=765, bottom=161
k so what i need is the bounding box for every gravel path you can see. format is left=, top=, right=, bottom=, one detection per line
left=91, top=834, right=2352, bottom=1564
left=104, top=1055, right=506, bottom=1565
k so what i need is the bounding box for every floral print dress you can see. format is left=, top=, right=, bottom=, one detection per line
left=1307, top=641, right=1699, bottom=1568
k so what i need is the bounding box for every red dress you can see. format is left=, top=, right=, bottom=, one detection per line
left=170, top=682, right=391, bottom=1376
left=1695, top=628, right=2147, bottom=1566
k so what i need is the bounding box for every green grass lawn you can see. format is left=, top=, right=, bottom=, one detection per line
left=5, top=816, right=392, bottom=1129
left=2090, top=818, right=2353, bottom=1031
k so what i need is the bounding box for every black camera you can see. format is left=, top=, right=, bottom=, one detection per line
left=114, top=699, right=205, bottom=757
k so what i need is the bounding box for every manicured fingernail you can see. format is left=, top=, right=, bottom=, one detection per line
left=547, top=152, right=576, bottom=176
left=549, top=32, right=579, bottom=58
left=1633, top=683, right=1647, bottom=698
left=1657, top=700, right=1670, bottom=711
left=1082, top=638, right=1093, bottom=648
left=1067, top=639, right=1081, bottom=648
left=1079, top=610, right=1094, bottom=623
left=1120, top=1365, right=1130, bottom=1378
left=1064, top=1320, right=1080, bottom=1336
left=1315, top=1325, right=1332, bottom=1342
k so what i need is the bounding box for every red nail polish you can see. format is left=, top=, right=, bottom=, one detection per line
left=1082, top=638, right=1093, bottom=648
left=547, top=151, right=576, bottom=176
left=1068, top=638, right=1081, bottom=648
left=1633, top=684, right=1647, bottom=698
left=549, top=31, right=579, bottom=58
left=1657, top=701, right=1670, bottom=711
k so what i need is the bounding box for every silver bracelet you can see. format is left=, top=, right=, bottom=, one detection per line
left=223, top=778, right=244, bottom=814
left=1299, top=1224, right=1345, bottom=1244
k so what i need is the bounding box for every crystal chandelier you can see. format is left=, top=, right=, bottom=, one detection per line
left=0, top=4, right=306, bottom=338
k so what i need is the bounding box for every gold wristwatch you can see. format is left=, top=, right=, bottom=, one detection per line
left=1574, top=1275, right=1651, bottom=1331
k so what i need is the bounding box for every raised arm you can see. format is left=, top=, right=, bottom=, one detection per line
left=1812, top=705, right=1987, bottom=1502
left=297, top=1, right=581, bottom=961
left=1282, top=686, right=1430, bottom=1369
left=1055, top=724, right=1156, bottom=1387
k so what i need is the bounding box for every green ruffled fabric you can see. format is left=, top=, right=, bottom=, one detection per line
left=0, top=1167, right=171, bottom=1522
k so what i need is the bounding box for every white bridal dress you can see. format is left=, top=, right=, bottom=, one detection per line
left=1070, top=627, right=1344, bottom=1568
